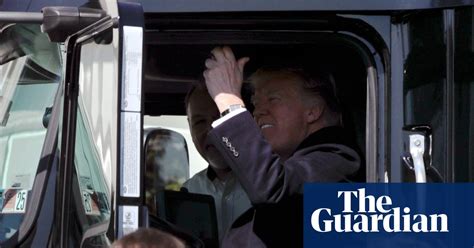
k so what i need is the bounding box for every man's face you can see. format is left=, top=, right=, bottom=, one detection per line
left=252, top=77, right=312, bottom=159
left=186, top=87, right=227, bottom=168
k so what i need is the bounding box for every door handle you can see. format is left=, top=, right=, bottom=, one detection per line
left=402, top=125, right=433, bottom=183
left=409, top=134, right=427, bottom=183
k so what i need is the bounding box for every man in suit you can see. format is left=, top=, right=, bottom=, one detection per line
left=202, top=46, right=365, bottom=247
left=182, top=84, right=251, bottom=243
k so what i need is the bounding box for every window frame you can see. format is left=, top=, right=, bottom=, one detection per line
left=144, top=14, right=390, bottom=182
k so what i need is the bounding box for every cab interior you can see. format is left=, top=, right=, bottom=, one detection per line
left=143, top=31, right=368, bottom=157
left=141, top=17, right=371, bottom=246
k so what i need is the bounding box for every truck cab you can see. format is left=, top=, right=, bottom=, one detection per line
left=0, top=0, right=473, bottom=246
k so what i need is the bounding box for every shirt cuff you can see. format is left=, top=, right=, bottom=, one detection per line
left=211, top=108, right=247, bottom=128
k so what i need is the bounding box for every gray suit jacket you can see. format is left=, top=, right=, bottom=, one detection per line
left=208, top=111, right=364, bottom=247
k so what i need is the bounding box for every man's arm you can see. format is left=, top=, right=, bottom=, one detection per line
left=203, top=46, right=360, bottom=205
left=208, top=111, right=361, bottom=205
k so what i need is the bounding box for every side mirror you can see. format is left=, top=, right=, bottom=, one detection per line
left=144, top=128, right=189, bottom=195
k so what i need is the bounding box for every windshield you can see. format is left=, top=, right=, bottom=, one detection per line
left=0, top=24, right=62, bottom=242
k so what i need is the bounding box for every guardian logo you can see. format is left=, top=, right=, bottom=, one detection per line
left=303, top=184, right=474, bottom=248
left=311, top=188, right=448, bottom=233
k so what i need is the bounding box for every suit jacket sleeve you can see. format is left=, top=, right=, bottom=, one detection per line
left=208, top=111, right=361, bottom=205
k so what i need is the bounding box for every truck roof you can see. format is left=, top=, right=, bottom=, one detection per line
left=133, top=0, right=474, bottom=13
left=2, top=0, right=473, bottom=14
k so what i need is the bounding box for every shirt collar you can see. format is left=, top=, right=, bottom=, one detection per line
left=206, top=165, right=218, bottom=181
left=206, top=165, right=234, bottom=182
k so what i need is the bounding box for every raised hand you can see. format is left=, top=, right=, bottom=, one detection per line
left=203, top=46, right=249, bottom=113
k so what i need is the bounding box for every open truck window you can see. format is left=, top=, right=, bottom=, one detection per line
left=141, top=15, right=384, bottom=245
left=143, top=19, right=376, bottom=180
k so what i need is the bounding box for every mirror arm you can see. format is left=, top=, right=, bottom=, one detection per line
left=0, top=12, right=43, bottom=23
left=0, top=7, right=108, bottom=42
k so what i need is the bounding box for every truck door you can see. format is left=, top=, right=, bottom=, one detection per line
left=392, top=6, right=474, bottom=183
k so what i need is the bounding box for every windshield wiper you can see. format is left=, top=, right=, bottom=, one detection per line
left=0, top=101, right=12, bottom=127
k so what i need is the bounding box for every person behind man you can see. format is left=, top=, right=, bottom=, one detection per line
left=202, top=46, right=365, bottom=247
left=181, top=83, right=252, bottom=242
left=110, top=228, right=186, bottom=248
